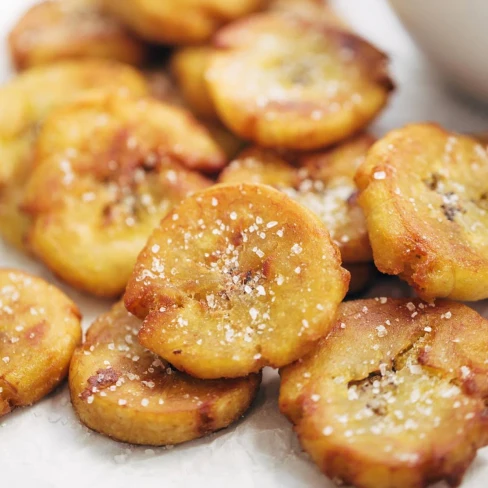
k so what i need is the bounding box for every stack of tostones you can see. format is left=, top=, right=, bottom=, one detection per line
left=3, top=1, right=488, bottom=486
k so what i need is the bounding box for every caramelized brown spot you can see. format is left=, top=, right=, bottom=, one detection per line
left=24, top=320, right=48, bottom=345
left=262, top=257, right=273, bottom=278
left=231, top=231, right=243, bottom=247
left=81, top=367, right=119, bottom=400
left=198, top=401, right=215, bottom=436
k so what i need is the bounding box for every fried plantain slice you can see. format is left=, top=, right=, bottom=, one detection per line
left=206, top=13, right=393, bottom=150
left=124, top=183, right=349, bottom=379
left=280, top=298, right=488, bottom=488
left=170, top=46, right=218, bottom=120
left=356, top=123, right=488, bottom=301
left=23, top=93, right=213, bottom=297
left=8, top=0, right=147, bottom=71
left=70, top=301, right=261, bottom=445
left=0, top=269, right=81, bottom=417
left=219, top=134, right=375, bottom=263
left=101, top=0, right=268, bottom=45
left=0, top=59, right=148, bottom=249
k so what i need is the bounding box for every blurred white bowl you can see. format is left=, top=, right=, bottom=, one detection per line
left=389, top=0, right=488, bottom=104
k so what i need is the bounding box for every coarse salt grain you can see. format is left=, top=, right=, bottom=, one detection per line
left=323, top=426, right=333, bottom=436
left=141, top=398, right=149, bottom=407
left=373, top=171, right=386, bottom=180
left=291, top=244, right=303, bottom=255
left=376, top=325, right=387, bottom=337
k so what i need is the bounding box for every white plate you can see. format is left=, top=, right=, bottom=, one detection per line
left=389, top=0, right=488, bottom=104
left=1, top=1, right=488, bottom=487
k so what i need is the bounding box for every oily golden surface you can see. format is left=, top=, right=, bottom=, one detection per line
left=0, top=59, right=148, bottom=249
left=0, top=269, right=81, bottom=417
left=206, top=13, right=393, bottom=150
left=125, top=183, right=349, bottom=379
left=8, top=0, right=146, bottom=71
left=23, top=94, right=212, bottom=298
left=356, top=123, right=488, bottom=301
left=280, top=298, right=488, bottom=488
left=170, top=46, right=218, bottom=120
left=220, top=134, right=375, bottom=263
left=70, top=302, right=261, bottom=445
left=101, top=0, right=267, bottom=45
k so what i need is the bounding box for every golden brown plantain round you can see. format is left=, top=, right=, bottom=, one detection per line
left=0, top=59, right=148, bottom=249
left=124, top=183, right=349, bottom=379
left=0, top=269, right=81, bottom=417
left=356, top=123, right=488, bottom=301
left=70, top=301, right=261, bottom=445
left=170, top=46, right=218, bottom=120
left=219, top=134, right=375, bottom=263
left=23, top=93, right=213, bottom=298
left=101, top=0, right=268, bottom=45
left=206, top=13, right=393, bottom=150
left=8, top=0, right=147, bottom=71
left=279, top=298, right=488, bottom=488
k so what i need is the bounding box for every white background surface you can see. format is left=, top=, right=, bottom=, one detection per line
left=1, top=1, right=488, bottom=487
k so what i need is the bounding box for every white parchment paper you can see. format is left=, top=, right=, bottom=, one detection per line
left=1, top=1, right=488, bottom=487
